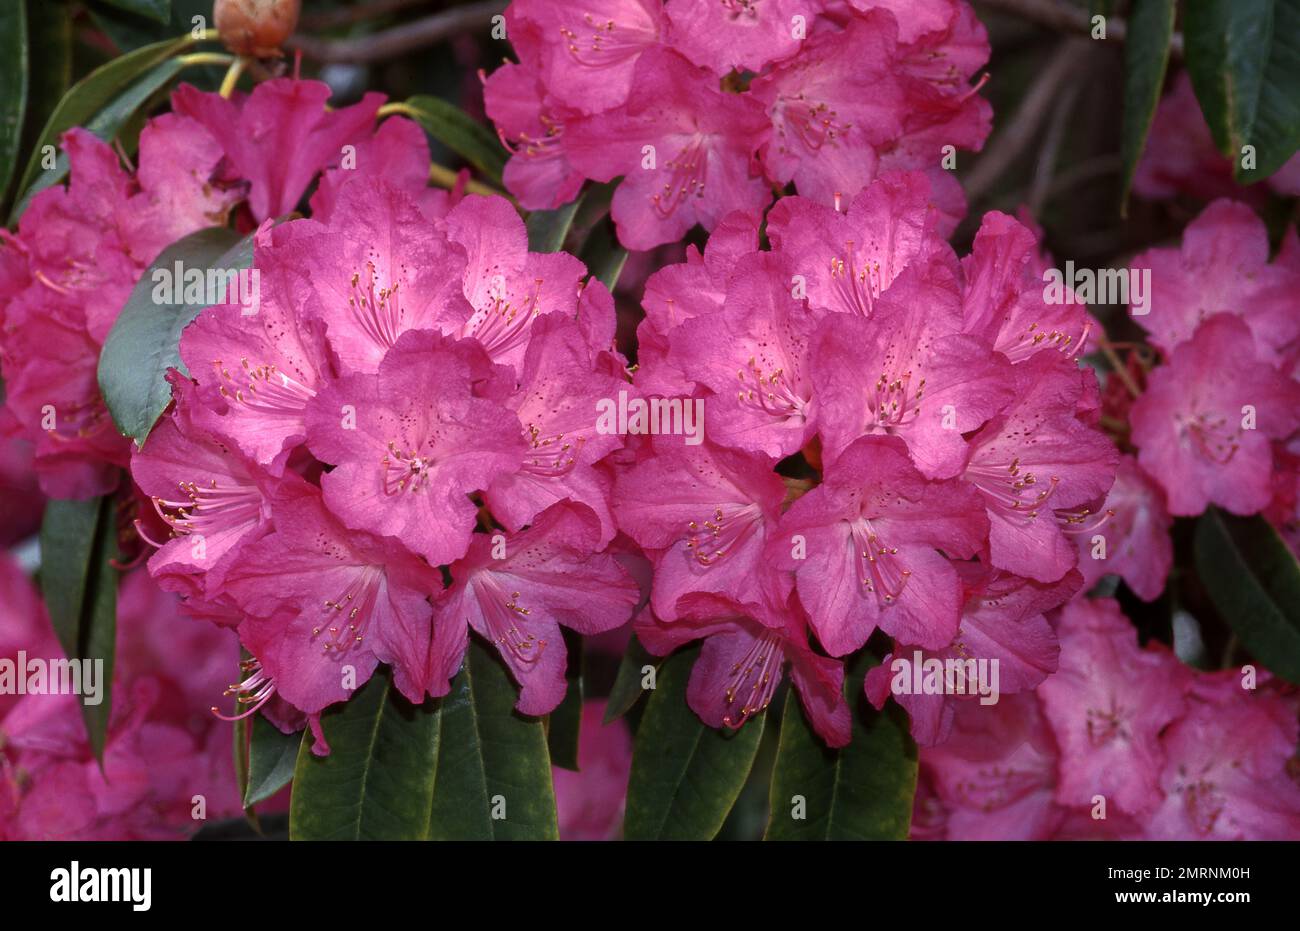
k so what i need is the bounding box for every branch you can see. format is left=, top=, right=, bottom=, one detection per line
left=287, top=0, right=507, bottom=63
left=963, top=38, right=1093, bottom=203
left=974, top=0, right=1184, bottom=58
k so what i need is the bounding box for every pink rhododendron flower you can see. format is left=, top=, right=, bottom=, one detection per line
left=173, top=79, right=384, bottom=222
left=669, top=251, right=818, bottom=458
left=566, top=47, right=772, bottom=250
left=1130, top=314, right=1300, bottom=517
left=771, top=435, right=987, bottom=655
left=750, top=14, right=903, bottom=204
left=306, top=330, right=525, bottom=566
left=1037, top=597, right=1191, bottom=818
left=1074, top=455, right=1172, bottom=601
left=637, top=593, right=851, bottom=746
left=509, top=0, right=665, bottom=115
left=1144, top=673, right=1300, bottom=840
left=1130, top=199, right=1300, bottom=362
left=0, top=119, right=239, bottom=498
left=436, top=503, right=639, bottom=714
left=614, top=438, right=785, bottom=619
left=961, top=352, right=1117, bottom=582
left=223, top=477, right=448, bottom=722
left=960, top=210, right=1094, bottom=364
left=664, top=0, right=822, bottom=75
left=1, top=560, right=243, bottom=840
left=866, top=565, right=1076, bottom=745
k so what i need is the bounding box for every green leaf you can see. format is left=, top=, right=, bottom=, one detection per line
left=1119, top=0, right=1176, bottom=212
left=526, top=198, right=582, bottom=254
left=603, top=633, right=658, bottom=723
left=546, top=630, right=583, bottom=771
left=1238, top=0, right=1300, bottom=181
left=764, top=659, right=918, bottom=840
left=425, top=640, right=559, bottom=840
left=623, top=646, right=766, bottom=840
left=1184, top=0, right=1272, bottom=156
left=98, top=0, right=172, bottom=24
left=579, top=220, right=629, bottom=291
left=288, top=669, right=443, bottom=841
left=244, top=713, right=300, bottom=808
left=1194, top=507, right=1300, bottom=683
left=38, top=495, right=120, bottom=760
left=21, top=0, right=72, bottom=163
left=9, top=34, right=192, bottom=221
left=98, top=226, right=249, bottom=447
left=401, top=95, right=507, bottom=185
left=290, top=643, right=559, bottom=840
left=0, top=1, right=29, bottom=208
left=1184, top=0, right=1300, bottom=179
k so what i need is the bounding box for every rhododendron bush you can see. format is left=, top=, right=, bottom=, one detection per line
left=1, top=0, right=1299, bottom=846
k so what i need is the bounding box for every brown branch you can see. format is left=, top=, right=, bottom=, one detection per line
left=287, top=0, right=507, bottom=63
left=974, top=0, right=1184, bottom=58
left=963, top=39, right=1093, bottom=203
left=299, top=0, right=436, bottom=32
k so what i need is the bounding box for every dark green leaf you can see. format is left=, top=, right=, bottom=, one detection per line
left=1184, top=0, right=1272, bottom=157
left=98, top=0, right=172, bottom=24
left=1194, top=507, right=1300, bottom=683
left=603, top=633, right=658, bottom=723
left=546, top=630, right=583, bottom=771
left=22, top=0, right=72, bottom=146
left=98, top=226, right=249, bottom=447
left=623, top=646, right=766, bottom=840
left=38, top=495, right=119, bottom=760
left=402, top=94, right=506, bottom=185
left=1184, top=0, right=1300, bottom=179
left=289, top=669, right=443, bottom=841
left=0, top=1, right=29, bottom=208
left=425, top=640, right=559, bottom=840
left=526, top=198, right=582, bottom=254
left=1238, top=0, right=1300, bottom=181
left=579, top=220, right=629, bottom=291
left=244, top=713, right=300, bottom=808
left=764, top=658, right=917, bottom=840
left=1119, top=0, right=1176, bottom=212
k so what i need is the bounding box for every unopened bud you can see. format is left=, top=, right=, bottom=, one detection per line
left=214, top=0, right=300, bottom=58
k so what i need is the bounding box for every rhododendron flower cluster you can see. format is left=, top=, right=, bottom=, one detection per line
left=3, top=0, right=1300, bottom=848
left=615, top=168, right=1113, bottom=747
left=119, top=84, right=638, bottom=750
left=484, top=0, right=992, bottom=248
left=915, top=597, right=1300, bottom=841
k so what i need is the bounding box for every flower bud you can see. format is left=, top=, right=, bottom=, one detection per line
left=213, top=0, right=300, bottom=58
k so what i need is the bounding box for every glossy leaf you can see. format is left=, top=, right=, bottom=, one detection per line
left=623, top=646, right=766, bottom=840
left=1195, top=507, right=1300, bottom=684
left=1184, top=0, right=1300, bottom=180
left=1119, top=0, right=1176, bottom=212
left=244, top=713, right=300, bottom=808
left=98, top=226, right=249, bottom=447
left=98, top=0, right=172, bottom=23
left=0, top=1, right=28, bottom=208
left=402, top=94, right=506, bottom=185
left=546, top=630, right=583, bottom=772
left=425, top=640, right=559, bottom=840
left=288, top=670, right=443, bottom=841
left=526, top=197, right=582, bottom=254
left=764, top=661, right=918, bottom=841
left=603, top=633, right=658, bottom=723
left=38, top=495, right=119, bottom=760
